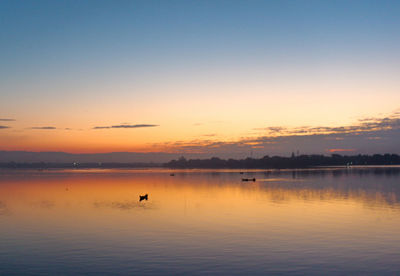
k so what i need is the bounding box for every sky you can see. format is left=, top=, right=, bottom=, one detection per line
left=1, top=0, right=400, bottom=157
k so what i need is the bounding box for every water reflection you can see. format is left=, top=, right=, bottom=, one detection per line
left=94, top=200, right=155, bottom=210
left=0, top=167, right=400, bottom=275
left=0, top=201, right=10, bottom=216
left=31, top=200, right=55, bottom=209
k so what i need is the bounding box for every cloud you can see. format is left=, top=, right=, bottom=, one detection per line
left=254, top=111, right=400, bottom=137
left=0, top=119, right=15, bottom=121
left=150, top=110, right=400, bottom=156
left=30, top=127, right=56, bottom=130
left=0, top=126, right=11, bottom=129
left=328, top=149, right=356, bottom=153
left=93, top=124, right=159, bottom=129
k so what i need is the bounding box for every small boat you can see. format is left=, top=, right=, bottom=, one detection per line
left=170, top=173, right=175, bottom=176
left=242, top=178, right=256, bottom=182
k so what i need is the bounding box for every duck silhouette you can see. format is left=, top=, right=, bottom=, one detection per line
left=139, top=194, right=148, bottom=201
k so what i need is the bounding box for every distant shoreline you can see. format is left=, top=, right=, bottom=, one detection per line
left=164, top=154, right=400, bottom=169
left=1, top=154, right=399, bottom=169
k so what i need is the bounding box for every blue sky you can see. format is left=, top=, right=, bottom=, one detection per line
left=2, top=0, right=399, bottom=79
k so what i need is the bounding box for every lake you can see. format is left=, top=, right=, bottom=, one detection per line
left=1, top=167, right=400, bottom=275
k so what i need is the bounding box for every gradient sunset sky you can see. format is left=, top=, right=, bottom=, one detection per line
left=1, top=0, right=399, bottom=157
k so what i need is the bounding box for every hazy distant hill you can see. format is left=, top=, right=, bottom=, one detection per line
left=0, top=151, right=181, bottom=163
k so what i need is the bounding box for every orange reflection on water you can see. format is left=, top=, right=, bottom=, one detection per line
left=1, top=169, right=400, bottom=238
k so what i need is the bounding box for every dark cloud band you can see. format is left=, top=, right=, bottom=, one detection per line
left=31, top=127, right=56, bottom=130
left=254, top=113, right=400, bottom=137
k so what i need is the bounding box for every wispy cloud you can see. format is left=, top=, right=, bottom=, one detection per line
left=30, top=127, right=56, bottom=130
left=0, top=126, right=11, bottom=129
left=93, top=124, right=159, bottom=129
left=0, top=119, right=15, bottom=122
left=254, top=111, right=400, bottom=137
left=150, top=110, right=400, bottom=155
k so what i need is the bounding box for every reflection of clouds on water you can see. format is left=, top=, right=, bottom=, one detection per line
left=94, top=200, right=155, bottom=211
left=0, top=201, right=11, bottom=215
left=255, top=181, right=400, bottom=209
left=31, top=200, right=55, bottom=209
left=258, top=167, right=400, bottom=179
left=243, top=167, right=400, bottom=208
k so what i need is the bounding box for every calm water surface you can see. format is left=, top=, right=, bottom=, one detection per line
left=1, top=167, right=400, bottom=275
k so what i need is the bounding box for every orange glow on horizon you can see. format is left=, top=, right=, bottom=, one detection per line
left=328, top=149, right=356, bottom=153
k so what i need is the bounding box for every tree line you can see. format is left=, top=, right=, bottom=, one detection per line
left=165, top=154, right=400, bottom=169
